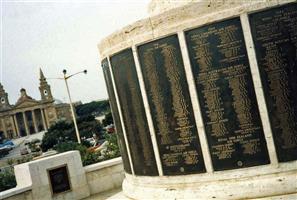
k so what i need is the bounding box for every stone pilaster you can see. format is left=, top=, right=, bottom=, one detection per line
left=1, top=118, right=8, bottom=138
left=22, top=112, right=30, bottom=135
left=13, top=115, right=20, bottom=137
left=9, top=116, right=17, bottom=138
left=32, top=110, right=38, bottom=133
left=41, top=109, right=48, bottom=131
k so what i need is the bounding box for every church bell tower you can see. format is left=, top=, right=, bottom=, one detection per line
left=39, top=68, right=53, bottom=101
left=0, top=83, right=10, bottom=110
left=0, top=83, right=11, bottom=110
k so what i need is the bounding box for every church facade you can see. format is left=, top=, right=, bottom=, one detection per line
left=0, top=69, right=72, bottom=139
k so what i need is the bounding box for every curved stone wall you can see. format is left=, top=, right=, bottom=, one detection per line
left=99, top=0, right=297, bottom=199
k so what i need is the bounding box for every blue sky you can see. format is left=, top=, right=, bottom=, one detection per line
left=1, top=0, right=150, bottom=103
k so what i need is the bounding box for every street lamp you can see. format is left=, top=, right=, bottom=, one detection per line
left=62, top=69, right=87, bottom=144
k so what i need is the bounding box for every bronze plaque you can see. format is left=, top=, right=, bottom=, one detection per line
left=249, top=3, right=297, bottom=162
left=101, top=58, right=132, bottom=174
left=48, top=165, right=71, bottom=195
left=110, top=48, right=158, bottom=176
left=185, top=17, right=270, bottom=171
left=137, top=35, right=206, bottom=175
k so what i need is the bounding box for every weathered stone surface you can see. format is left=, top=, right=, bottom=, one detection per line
left=98, top=0, right=297, bottom=199
left=2, top=156, right=125, bottom=200
left=13, top=151, right=89, bottom=200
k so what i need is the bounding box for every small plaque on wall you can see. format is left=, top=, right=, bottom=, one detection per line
left=48, top=165, right=71, bottom=195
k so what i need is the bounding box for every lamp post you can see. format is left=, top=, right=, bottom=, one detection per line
left=62, top=69, right=87, bottom=144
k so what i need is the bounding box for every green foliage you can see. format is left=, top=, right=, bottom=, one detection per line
left=76, top=100, right=110, bottom=117
left=53, top=132, right=121, bottom=166
left=103, top=132, right=120, bottom=159
left=54, top=142, right=87, bottom=156
left=54, top=142, right=100, bottom=166
left=40, top=110, right=121, bottom=167
left=82, top=151, right=101, bottom=166
left=5, top=155, right=36, bottom=169
left=1, top=155, right=35, bottom=191
left=41, top=116, right=103, bottom=152
left=0, top=168, right=16, bottom=192
left=102, top=112, right=114, bottom=127
left=27, top=139, right=41, bottom=152
left=77, top=115, right=103, bottom=139
left=41, top=121, right=73, bottom=152
left=16, top=155, right=33, bottom=165
left=6, top=159, right=14, bottom=166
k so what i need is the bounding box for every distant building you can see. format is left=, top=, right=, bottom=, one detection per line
left=0, top=69, right=73, bottom=139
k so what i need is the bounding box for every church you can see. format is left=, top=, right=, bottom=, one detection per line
left=0, top=69, right=73, bottom=139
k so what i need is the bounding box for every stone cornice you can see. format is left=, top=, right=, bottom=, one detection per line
left=0, top=100, right=55, bottom=116
left=98, top=0, right=295, bottom=59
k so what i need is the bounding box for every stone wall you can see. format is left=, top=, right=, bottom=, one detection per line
left=0, top=153, right=124, bottom=200
left=148, top=0, right=198, bottom=16
left=85, top=158, right=124, bottom=195
left=1, top=187, right=33, bottom=200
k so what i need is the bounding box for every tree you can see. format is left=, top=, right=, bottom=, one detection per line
left=102, top=112, right=113, bottom=127
left=41, top=116, right=103, bottom=152
left=0, top=168, right=16, bottom=192
left=103, top=132, right=120, bottom=159
left=54, top=142, right=100, bottom=166
left=75, top=100, right=110, bottom=117
left=40, top=111, right=121, bottom=167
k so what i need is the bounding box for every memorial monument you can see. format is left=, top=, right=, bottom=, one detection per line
left=99, top=0, right=297, bottom=199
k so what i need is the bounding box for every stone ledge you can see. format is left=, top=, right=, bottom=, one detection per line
left=123, top=168, right=297, bottom=199
left=0, top=186, right=32, bottom=199
left=84, top=157, right=122, bottom=173
left=125, top=161, right=297, bottom=185
left=98, top=0, right=296, bottom=59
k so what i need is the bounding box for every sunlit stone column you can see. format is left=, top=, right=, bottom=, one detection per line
left=41, top=109, right=48, bottom=131
left=1, top=118, right=8, bottom=138
left=9, top=116, right=17, bottom=138
left=32, top=110, right=38, bottom=133
left=13, top=115, right=20, bottom=137
left=22, top=112, right=30, bottom=135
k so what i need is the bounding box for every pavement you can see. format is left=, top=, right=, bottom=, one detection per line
left=84, top=189, right=296, bottom=200
left=0, top=131, right=45, bottom=161
left=84, top=188, right=131, bottom=200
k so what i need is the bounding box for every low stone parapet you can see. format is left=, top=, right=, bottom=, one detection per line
left=85, top=157, right=124, bottom=195
left=0, top=186, right=32, bottom=200
left=0, top=151, right=124, bottom=200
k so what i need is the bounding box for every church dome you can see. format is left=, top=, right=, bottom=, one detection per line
left=16, top=88, right=35, bottom=105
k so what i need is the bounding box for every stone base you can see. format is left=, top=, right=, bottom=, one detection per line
left=122, top=162, right=297, bottom=200
left=13, top=151, right=90, bottom=200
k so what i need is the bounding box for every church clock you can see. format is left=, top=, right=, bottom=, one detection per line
left=1, top=97, right=5, bottom=104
